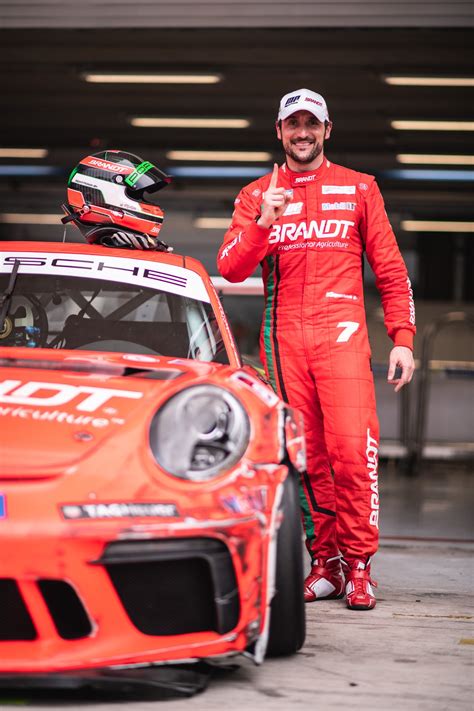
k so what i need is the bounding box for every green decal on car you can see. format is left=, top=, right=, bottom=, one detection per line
left=125, top=161, right=155, bottom=187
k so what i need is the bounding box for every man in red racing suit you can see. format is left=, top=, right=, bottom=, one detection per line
left=217, top=88, right=415, bottom=610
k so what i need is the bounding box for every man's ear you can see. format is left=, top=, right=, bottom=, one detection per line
left=325, top=121, right=333, bottom=140
left=276, top=120, right=282, bottom=140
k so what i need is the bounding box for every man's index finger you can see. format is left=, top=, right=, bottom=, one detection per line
left=269, top=162, right=279, bottom=188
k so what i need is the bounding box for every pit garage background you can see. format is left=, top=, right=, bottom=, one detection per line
left=0, top=2, right=473, bottom=709
left=1, top=4, right=473, bottom=467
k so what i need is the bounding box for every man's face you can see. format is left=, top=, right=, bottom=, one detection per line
left=276, top=110, right=332, bottom=166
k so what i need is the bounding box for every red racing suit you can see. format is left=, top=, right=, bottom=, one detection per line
left=217, top=160, right=415, bottom=562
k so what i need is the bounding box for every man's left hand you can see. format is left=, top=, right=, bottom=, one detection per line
left=387, top=346, right=415, bottom=392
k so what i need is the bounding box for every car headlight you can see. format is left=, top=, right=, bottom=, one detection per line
left=149, top=385, right=250, bottom=481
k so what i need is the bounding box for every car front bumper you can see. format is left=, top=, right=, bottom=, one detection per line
left=0, top=511, right=273, bottom=673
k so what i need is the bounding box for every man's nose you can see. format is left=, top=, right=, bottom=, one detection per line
left=296, top=125, right=309, bottom=137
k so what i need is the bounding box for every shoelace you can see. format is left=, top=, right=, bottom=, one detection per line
left=349, top=569, right=378, bottom=598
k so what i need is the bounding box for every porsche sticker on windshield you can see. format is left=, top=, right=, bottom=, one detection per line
left=0, top=252, right=210, bottom=303
left=61, top=502, right=179, bottom=519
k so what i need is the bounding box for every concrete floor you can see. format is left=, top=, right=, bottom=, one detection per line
left=2, top=462, right=473, bottom=710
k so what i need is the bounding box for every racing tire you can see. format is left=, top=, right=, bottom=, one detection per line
left=266, top=470, right=306, bottom=657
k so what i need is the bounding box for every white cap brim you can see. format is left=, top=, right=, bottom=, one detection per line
left=278, top=105, right=328, bottom=122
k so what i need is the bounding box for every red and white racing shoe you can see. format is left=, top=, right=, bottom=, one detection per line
left=304, top=555, right=345, bottom=602
left=343, top=559, right=377, bottom=610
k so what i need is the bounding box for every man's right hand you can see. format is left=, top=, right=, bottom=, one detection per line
left=257, top=163, right=291, bottom=228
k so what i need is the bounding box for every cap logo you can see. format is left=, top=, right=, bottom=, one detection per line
left=284, top=95, right=300, bottom=108
left=305, top=97, right=323, bottom=107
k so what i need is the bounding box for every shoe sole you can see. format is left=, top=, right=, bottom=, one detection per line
left=346, top=603, right=376, bottom=610
left=304, top=592, right=344, bottom=603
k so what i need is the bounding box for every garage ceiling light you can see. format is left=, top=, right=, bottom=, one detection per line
left=194, top=217, right=231, bottom=229
left=0, top=148, right=48, bottom=158
left=131, top=117, right=250, bottom=129
left=0, top=213, right=62, bottom=225
left=167, top=150, right=271, bottom=162
left=384, top=76, right=474, bottom=87
left=169, top=166, right=268, bottom=178
left=82, top=73, right=222, bottom=84
left=401, top=220, right=474, bottom=232
left=383, top=169, right=474, bottom=181
left=0, top=166, right=60, bottom=177
left=397, top=154, right=474, bottom=165
left=391, top=121, right=474, bottom=131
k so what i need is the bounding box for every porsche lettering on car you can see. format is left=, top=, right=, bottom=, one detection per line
left=0, top=240, right=306, bottom=686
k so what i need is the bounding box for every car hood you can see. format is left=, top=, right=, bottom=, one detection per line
left=0, top=347, right=226, bottom=479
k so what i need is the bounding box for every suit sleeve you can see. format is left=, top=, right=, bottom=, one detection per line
left=217, top=183, right=272, bottom=282
left=362, top=180, right=416, bottom=349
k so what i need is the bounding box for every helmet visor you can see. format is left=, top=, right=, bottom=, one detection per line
left=124, top=160, right=171, bottom=199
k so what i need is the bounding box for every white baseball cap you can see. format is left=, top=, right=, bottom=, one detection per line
left=277, top=88, right=329, bottom=122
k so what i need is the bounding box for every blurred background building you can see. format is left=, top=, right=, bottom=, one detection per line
left=0, top=1, right=472, bottom=466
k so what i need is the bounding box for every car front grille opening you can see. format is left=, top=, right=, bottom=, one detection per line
left=106, top=558, right=216, bottom=635
left=0, top=578, right=37, bottom=640
left=100, top=538, right=240, bottom=637
left=37, top=579, right=93, bottom=640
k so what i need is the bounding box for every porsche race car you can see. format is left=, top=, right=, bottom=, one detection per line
left=0, top=240, right=306, bottom=685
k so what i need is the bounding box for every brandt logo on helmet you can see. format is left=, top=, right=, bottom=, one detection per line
left=87, top=158, right=130, bottom=174
left=285, top=95, right=301, bottom=107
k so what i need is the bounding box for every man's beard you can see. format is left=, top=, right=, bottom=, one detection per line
left=284, top=139, right=323, bottom=165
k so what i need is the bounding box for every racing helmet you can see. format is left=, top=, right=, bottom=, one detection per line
left=62, top=150, right=171, bottom=245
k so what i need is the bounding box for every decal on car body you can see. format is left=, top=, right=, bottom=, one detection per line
left=61, top=502, right=179, bottom=519
left=1, top=252, right=210, bottom=303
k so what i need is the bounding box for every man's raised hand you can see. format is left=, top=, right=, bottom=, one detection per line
left=257, top=163, right=291, bottom=228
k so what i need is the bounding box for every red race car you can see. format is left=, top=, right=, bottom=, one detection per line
left=0, top=240, right=306, bottom=688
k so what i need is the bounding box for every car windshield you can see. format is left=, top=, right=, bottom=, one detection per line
left=0, top=269, right=229, bottom=364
